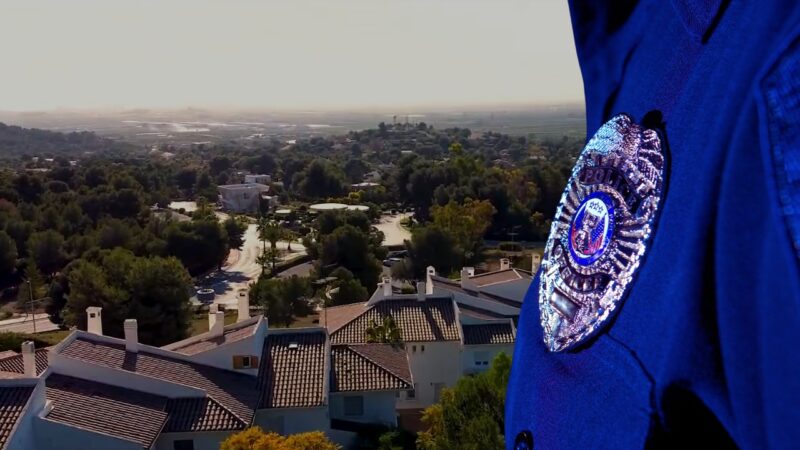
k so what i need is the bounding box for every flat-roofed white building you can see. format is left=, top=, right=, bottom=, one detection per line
left=218, top=183, right=270, bottom=213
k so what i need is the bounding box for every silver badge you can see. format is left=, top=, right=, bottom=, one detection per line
left=539, top=114, right=665, bottom=352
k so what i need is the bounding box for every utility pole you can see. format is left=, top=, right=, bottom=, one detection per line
left=27, top=279, right=36, bottom=334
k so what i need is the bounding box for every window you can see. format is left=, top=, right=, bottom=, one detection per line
left=343, top=395, right=364, bottom=416
left=242, top=356, right=251, bottom=369
left=474, top=351, right=490, bottom=367
left=407, top=383, right=417, bottom=399
left=412, top=345, right=416, bottom=352
left=421, top=345, right=425, bottom=352
left=174, top=440, right=194, bottom=450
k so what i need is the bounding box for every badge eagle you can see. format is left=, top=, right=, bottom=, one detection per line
left=540, top=114, right=665, bottom=352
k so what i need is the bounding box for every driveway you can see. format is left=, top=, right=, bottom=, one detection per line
left=197, top=224, right=307, bottom=307
left=0, top=313, right=60, bottom=334
left=375, top=213, right=412, bottom=247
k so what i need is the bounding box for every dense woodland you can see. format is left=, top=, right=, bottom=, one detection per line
left=0, top=120, right=582, bottom=346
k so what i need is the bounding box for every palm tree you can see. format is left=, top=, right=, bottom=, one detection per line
left=257, top=218, right=285, bottom=274
left=366, top=315, right=402, bottom=346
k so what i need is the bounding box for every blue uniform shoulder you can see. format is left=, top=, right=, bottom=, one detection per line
left=757, top=23, right=800, bottom=269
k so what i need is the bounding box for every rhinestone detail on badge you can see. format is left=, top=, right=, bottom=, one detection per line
left=539, top=114, right=665, bottom=352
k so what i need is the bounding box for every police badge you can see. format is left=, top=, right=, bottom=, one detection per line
left=539, top=114, right=665, bottom=352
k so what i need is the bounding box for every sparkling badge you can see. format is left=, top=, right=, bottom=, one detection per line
left=539, top=114, right=665, bottom=352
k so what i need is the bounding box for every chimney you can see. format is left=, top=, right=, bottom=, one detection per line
left=500, top=258, right=511, bottom=271
left=210, top=311, right=225, bottom=337
left=124, top=319, right=139, bottom=353
left=382, top=277, right=392, bottom=297
left=425, top=266, right=435, bottom=295
left=21, top=341, right=36, bottom=377
left=237, top=294, right=250, bottom=323
left=531, top=253, right=542, bottom=274
left=209, top=303, right=219, bottom=330
left=86, top=306, right=103, bottom=335
left=416, top=281, right=426, bottom=302
left=460, top=267, right=476, bottom=290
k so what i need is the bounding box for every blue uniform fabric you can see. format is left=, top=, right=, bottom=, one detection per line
left=506, top=1, right=800, bottom=449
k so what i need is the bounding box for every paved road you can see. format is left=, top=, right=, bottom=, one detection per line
left=199, top=224, right=307, bottom=306
left=0, top=313, right=60, bottom=334
left=375, top=213, right=412, bottom=247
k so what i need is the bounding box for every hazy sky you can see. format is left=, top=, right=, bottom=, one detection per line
left=0, top=0, right=583, bottom=111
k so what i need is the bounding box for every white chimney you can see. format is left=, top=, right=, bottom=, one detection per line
left=532, top=253, right=542, bottom=274
left=460, top=267, right=476, bottom=290
left=500, top=258, right=511, bottom=271
left=21, top=341, right=36, bottom=377
left=210, top=311, right=225, bottom=337
left=237, top=294, right=250, bottom=323
left=86, top=306, right=103, bottom=335
left=382, top=277, right=392, bottom=297
left=124, top=319, right=138, bottom=353
left=416, top=281, right=426, bottom=302
left=426, top=266, right=435, bottom=295
left=209, top=304, right=219, bottom=330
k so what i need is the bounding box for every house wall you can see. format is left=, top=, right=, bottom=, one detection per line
left=461, top=344, right=514, bottom=375
left=34, top=417, right=142, bottom=450
left=253, top=406, right=329, bottom=436
left=218, top=184, right=269, bottom=213
left=154, top=431, right=233, bottom=450
left=398, top=341, right=461, bottom=410
left=329, top=391, right=397, bottom=426
left=183, top=333, right=263, bottom=376
left=4, top=381, right=44, bottom=450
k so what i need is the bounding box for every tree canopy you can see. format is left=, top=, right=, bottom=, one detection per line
left=62, top=249, right=192, bottom=346
left=220, top=427, right=340, bottom=450
left=417, top=352, right=512, bottom=450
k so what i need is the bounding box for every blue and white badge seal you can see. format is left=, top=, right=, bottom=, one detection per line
left=540, top=114, right=665, bottom=352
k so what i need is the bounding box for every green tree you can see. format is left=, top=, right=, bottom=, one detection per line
left=292, top=159, right=346, bottom=199
left=365, top=315, right=401, bottom=345
left=417, top=353, right=511, bottom=450
left=249, top=275, right=312, bottom=327
left=62, top=249, right=192, bottom=346
left=224, top=216, right=248, bottom=250
left=405, top=226, right=461, bottom=278
left=0, top=231, right=17, bottom=279
left=319, top=225, right=382, bottom=290
left=27, top=230, right=66, bottom=276
left=166, top=220, right=229, bottom=275
left=431, top=199, right=496, bottom=262
left=327, top=267, right=368, bottom=306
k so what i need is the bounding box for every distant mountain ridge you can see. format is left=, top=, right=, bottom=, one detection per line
left=0, top=122, right=120, bottom=157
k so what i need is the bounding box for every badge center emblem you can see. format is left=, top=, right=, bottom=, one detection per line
left=539, top=114, right=665, bottom=352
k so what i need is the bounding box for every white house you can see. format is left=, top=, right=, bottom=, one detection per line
left=244, top=174, right=271, bottom=185
left=0, top=294, right=413, bottom=450
left=218, top=183, right=270, bottom=213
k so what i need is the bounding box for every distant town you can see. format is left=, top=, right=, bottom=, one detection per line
left=0, top=108, right=584, bottom=449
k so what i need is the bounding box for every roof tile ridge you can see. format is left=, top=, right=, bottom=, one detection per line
left=346, top=344, right=412, bottom=385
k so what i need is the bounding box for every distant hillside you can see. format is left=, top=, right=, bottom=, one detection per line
left=0, top=122, right=128, bottom=158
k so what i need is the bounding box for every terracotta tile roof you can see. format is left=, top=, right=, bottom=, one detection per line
left=257, top=330, right=327, bottom=409
left=0, top=349, right=49, bottom=376
left=331, top=344, right=411, bottom=392
left=321, top=302, right=367, bottom=334
left=165, top=316, right=261, bottom=355
left=470, top=269, right=526, bottom=287
left=60, top=337, right=257, bottom=424
left=0, top=385, right=34, bottom=449
left=45, top=374, right=167, bottom=449
left=164, top=397, right=246, bottom=432
left=462, top=323, right=516, bottom=345
left=330, top=298, right=460, bottom=344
